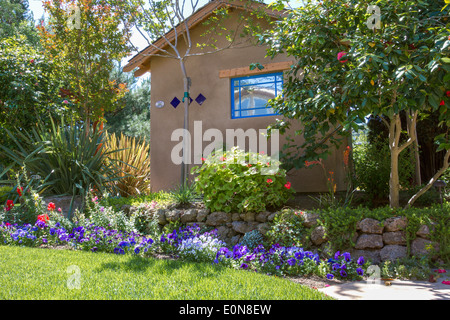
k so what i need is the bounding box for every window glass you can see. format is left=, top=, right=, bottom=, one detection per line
left=231, top=73, right=283, bottom=119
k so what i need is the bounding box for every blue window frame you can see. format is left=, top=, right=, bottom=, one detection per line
left=231, top=72, right=283, bottom=119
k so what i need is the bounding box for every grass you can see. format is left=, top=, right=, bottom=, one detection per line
left=0, top=246, right=333, bottom=300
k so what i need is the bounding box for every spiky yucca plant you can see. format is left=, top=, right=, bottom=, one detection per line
left=0, top=117, right=121, bottom=198
left=105, top=132, right=151, bottom=197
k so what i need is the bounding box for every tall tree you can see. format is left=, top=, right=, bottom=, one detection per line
left=263, top=0, right=450, bottom=208
left=39, top=0, right=135, bottom=128
left=0, top=0, right=39, bottom=44
left=123, top=0, right=278, bottom=184
left=104, top=62, right=151, bottom=141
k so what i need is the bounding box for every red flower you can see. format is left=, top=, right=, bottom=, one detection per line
left=435, top=269, right=447, bottom=274
left=446, top=91, right=450, bottom=97
left=337, top=51, right=348, bottom=63
left=266, top=178, right=273, bottom=184
left=5, top=222, right=11, bottom=227
left=6, top=200, right=14, bottom=208
left=220, top=156, right=226, bottom=161
left=201, top=157, right=206, bottom=162
left=47, top=202, right=56, bottom=211
left=17, top=186, right=23, bottom=197
left=285, top=182, right=291, bottom=189
left=37, top=214, right=50, bottom=222
left=443, top=280, right=450, bottom=285
left=30, top=59, right=35, bottom=64
left=440, top=100, right=445, bottom=106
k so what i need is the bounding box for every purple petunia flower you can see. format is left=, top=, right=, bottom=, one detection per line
left=342, top=252, right=351, bottom=262
left=334, top=251, right=340, bottom=260
left=287, top=258, right=296, bottom=266
left=357, top=256, right=365, bottom=265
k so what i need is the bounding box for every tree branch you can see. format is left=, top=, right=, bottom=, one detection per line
left=405, top=148, right=450, bottom=209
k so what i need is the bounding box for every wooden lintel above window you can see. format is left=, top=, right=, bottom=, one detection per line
left=219, top=61, right=293, bottom=79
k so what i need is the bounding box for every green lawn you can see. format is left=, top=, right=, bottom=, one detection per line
left=0, top=246, right=333, bottom=300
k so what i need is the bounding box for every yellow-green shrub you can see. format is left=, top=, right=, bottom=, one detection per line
left=105, top=132, right=151, bottom=197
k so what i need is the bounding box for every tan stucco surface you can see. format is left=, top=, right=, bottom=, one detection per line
left=147, top=9, right=349, bottom=193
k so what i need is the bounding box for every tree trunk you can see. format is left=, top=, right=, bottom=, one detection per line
left=407, top=110, right=421, bottom=186
left=389, top=115, right=401, bottom=208
left=388, top=111, right=418, bottom=208
left=180, top=60, right=191, bottom=186
left=390, top=145, right=401, bottom=207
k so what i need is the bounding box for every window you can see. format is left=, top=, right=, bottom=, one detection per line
left=231, top=73, right=283, bottom=119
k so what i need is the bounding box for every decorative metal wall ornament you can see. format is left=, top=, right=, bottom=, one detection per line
left=155, top=101, right=165, bottom=108
left=195, top=93, right=206, bottom=106
left=170, top=97, right=181, bottom=108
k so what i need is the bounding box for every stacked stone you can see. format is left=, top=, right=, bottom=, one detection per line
left=148, top=208, right=276, bottom=246
left=123, top=204, right=440, bottom=264
left=351, top=217, right=438, bottom=264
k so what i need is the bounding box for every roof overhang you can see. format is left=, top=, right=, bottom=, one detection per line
left=123, top=0, right=285, bottom=77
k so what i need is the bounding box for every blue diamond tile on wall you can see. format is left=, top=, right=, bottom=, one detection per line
left=170, top=97, right=181, bottom=108
left=195, top=93, right=206, bottom=105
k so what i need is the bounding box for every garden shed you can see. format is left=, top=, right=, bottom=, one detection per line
left=123, top=0, right=350, bottom=193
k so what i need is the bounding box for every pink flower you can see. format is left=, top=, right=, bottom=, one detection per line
left=201, top=157, right=206, bottom=162
left=220, top=157, right=226, bottom=161
left=337, top=51, right=348, bottom=63
left=435, top=269, right=447, bottom=274
left=443, top=281, right=450, bottom=285
left=284, top=182, right=291, bottom=189
left=30, top=59, right=35, bottom=64
left=63, top=100, right=69, bottom=104
left=58, top=208, right=62, bottom=212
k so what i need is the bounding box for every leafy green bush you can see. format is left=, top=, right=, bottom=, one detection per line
left=192, top=147, right=294, bottom=213
left=266, top=209, right=306, bottom=247
left=353, top=136, right=414, bottom=201
left=379, top=256, right=434, bottom=280
left=0, top=36, right=63, bottom=167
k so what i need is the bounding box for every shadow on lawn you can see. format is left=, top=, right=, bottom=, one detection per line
left=96, top=253, right=230, bottom=278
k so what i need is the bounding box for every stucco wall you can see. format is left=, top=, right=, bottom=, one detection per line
left=148, top=9, right=349, bottom=193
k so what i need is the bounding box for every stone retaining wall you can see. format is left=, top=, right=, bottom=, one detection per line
left=125, top=205, right=440, bottom=264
